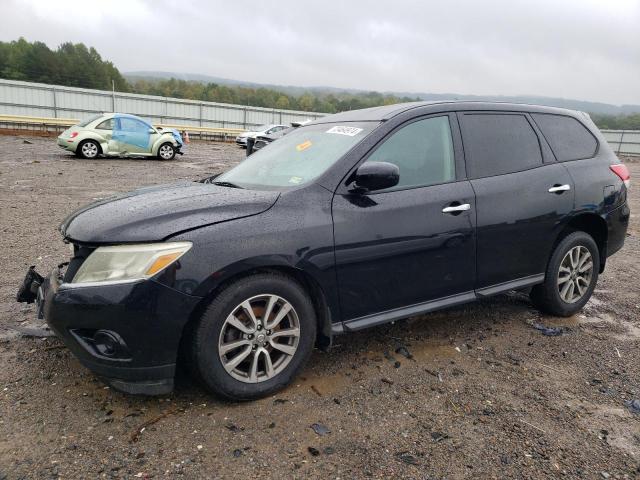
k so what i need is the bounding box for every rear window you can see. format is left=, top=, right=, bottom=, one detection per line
left=531, top=113, right=598, bottom=161
left=459, top=113, right=543, bottom=178
left=96, top=119, right=114, bottom=130
left=77, top=114, right=102, bottom=127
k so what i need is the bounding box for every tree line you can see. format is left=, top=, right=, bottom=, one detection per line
left=589, top=114, right=640, bottom=130
left=0, top=38, right=417, bottom=114
left=128, top=78, right=419, bottom=114
left=1, top=38, right=639, bottom=129
left=0, top=38, right=129, bottom=91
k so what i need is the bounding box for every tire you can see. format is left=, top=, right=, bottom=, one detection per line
left=77, top=140, right=100, bottom=159
left=192, top=273, right=317, bottom=401
left=530, top=231, right=600, bottom=317
left=157, top=142, right=176, bottom=160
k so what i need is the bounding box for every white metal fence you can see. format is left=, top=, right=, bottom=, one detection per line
left=601, top=130, right=640, bottom=156
left=0, top=79, right=325, bottom=130
left=1, top=79, right=639, bottom=154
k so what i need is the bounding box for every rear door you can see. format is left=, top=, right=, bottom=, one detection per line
left=332, top=114, right=476, bottom=323
left=458, top=112, right=574, bottom=290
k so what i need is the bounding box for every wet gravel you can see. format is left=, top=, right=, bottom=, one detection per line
left=0, top=135, right=639, bottom=479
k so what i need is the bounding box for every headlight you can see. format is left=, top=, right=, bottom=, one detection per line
left=71, top=242, right=192, bottom=285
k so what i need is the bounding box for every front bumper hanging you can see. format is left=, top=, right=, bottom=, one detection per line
left=16, top=266, right=45, bottom=304
left=16, top=262, right=200, bottom=395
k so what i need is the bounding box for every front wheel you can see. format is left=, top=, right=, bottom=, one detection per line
left=157, top=142, right=176, bottom=160
left=192, top=273, right=317, bottom=400
left=530, top=231, right=600, bottom=316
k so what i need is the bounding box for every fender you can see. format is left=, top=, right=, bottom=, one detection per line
left=151, top=134, right=179, bottom=156
left=159, top=253, right=338, bottom=347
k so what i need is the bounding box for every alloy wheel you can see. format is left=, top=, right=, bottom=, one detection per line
left=159, top=144, right=174, bottom=159
left=557, top=245, right=593, bottom=303
left=81, top=142, right=98, bottom=158
left=218, top=294, right=301, bottom=383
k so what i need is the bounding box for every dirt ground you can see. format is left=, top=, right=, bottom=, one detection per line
left=0, top=135, right=638, bottom=479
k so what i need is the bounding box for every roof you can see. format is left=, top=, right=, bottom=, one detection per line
left=98, top=112, right=153, bottom=126
left=310, top=100, right=584, bottom=124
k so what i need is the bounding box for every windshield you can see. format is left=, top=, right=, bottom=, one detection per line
left=217, top=122, right=377, bottom=190
left=253, top=124, right=272, bottom=132
left=77, top=114, right=103, bottom=127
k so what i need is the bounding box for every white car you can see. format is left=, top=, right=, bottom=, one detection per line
left=235, top=124, right=288, bottom=148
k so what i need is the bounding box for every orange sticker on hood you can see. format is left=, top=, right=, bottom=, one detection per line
left=296, top=140, right=312, bottom=152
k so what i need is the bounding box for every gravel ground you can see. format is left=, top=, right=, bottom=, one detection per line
left=0, top=135, right=638, bottom=479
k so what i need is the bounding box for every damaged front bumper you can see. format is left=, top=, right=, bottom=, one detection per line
left=17, top=264, right=201, bottom=395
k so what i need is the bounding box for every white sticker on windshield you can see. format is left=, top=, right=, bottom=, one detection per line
left=326, top=126, right=363, bottom=136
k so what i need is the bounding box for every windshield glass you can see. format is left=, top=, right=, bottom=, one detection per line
left=77, top=114, right=103, bottom=127
left=217, top=122, right=377, bottom=190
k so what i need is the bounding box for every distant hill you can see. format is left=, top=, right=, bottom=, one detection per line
left=124, top=70, right=640, bottom=116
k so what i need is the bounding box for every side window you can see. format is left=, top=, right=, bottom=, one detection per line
left=531, top=113, right=597, bottom=161
left=366, top=116, right=455, bottom=189
left=460, top=114, right=542, bottom=178
left=96, top=119, right=114, bottom=130
left=119, top=117, right=149, bottom=133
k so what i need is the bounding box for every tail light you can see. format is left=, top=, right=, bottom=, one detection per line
left=610, top=164, right=630, bottom=188
left=69, top=132, right=78, bottom=139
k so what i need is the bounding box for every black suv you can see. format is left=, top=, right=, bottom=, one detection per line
left=19, top=102, right=630, bottom=400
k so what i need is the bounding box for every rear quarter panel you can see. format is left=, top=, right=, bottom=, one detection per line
left=559, top=137, right=629, bottom=259
left=78, top=129, right=109, bottom=153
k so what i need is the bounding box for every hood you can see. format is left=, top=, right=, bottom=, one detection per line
left=61, top=181, right=279, bottom=243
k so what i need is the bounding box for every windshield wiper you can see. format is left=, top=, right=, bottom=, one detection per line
left=212, top=181, right=243, bottom=189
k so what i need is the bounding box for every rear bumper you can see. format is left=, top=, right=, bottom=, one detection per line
left=56, top=136, right=77, bottom=152
left=39, top=266, right=202, bottom=395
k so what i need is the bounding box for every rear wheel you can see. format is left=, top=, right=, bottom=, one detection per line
left=192, top=273, right=316, bottom=400
left=530, top=231, right=599, bottom=316
left=158, top=142, right=176, bottom=160
left=77, top=140, right=100, bottom=159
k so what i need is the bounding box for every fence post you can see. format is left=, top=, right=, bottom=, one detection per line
left=618, top=131, right=625, bottom=155
left=243, top=107, right=247, bottom=129
left=163, top=98, right=168, bottom=124
left=199, top=102, right=203, bottom=127
left=110, top=86, right=115, bottom=113
left=52, top=86, right=57, bottom=118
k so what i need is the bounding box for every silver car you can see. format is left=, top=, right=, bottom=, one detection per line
left=57, top=113, right=183, bottom=160
left=235, top=124, right=288, bottom=148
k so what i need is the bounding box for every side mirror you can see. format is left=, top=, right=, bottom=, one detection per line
left=148, top=128, right=155, bottom=134
left=351, top=162, right=399, bottom=192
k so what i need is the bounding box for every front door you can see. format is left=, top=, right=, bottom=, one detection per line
left=112, top=116, right=155, bottom=155
left=332, top=114, right=476, bottom=323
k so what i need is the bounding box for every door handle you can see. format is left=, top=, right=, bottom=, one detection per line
left=548, top=184, right=571, bottom=193
left=442, top=203, right=471, bottom=214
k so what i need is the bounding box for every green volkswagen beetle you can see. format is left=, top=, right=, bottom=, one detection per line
left=57, top=113, right=184, bottom=160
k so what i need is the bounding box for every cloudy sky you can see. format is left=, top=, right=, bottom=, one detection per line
left=2, top=0, right=639, bottom=104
